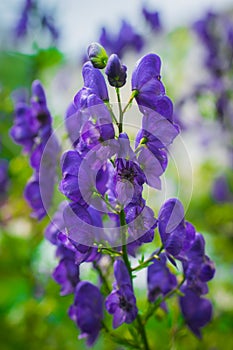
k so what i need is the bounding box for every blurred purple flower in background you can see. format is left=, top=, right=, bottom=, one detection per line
left=142, top=6, right=162, bottom=32
left=99, top=19, right=144, bottom=58
left=10, top=80, right=60, bottom=219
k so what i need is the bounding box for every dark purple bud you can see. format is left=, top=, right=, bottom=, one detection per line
left=105, top=54, right=127, bottom=88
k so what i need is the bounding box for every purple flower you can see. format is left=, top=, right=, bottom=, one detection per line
left=147, top=253, right=177, bottom=303
left=132, top=54, right=173, bottom=120
left=137, top=147, right=164, bottom=189
left=142, top=7, right=162, bottom=32
left=10, top=80, right=60, bottom=220
left=136, top=111, right=179, bottom=151
left=69, top=281, right=103, bottom=346
left=179, top=285, right=213, bottom=338
left=99, top=20, right=144, bottom=58
left=105, top=54, right=127, bottom=88
left=53, top=254, right=80, bottom=296
left=182, top=233, right=215, bottom=293
left=81, top=62, right=109, bottom=101
left=71, top=94, right=115, bottom=157
left=158, top=198, right=187, bottom=258
left=65, top=102, right=80, bottom=147
left=115, top=158, right=145, bottom=206
left=44, top=201, right=67, bottom=245
left=46, top=204, right=99, bottom=294
left=126, top=204, right=157, bottom=243
left=24, top=175, right=46, bottom=220
left=10, top=103, right=37, bottom=153
left=10, top=80, right=53, bottom=154
left=60, top=150, right=83, bottom=202
left=105, top=260, right=138, bottom=328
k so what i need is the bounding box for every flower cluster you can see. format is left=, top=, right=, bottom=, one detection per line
left=10, top=80, right=60, bottom=219
left=158, top=199, right=215, bottom=337
left=42, top=42, right=215, bottom=348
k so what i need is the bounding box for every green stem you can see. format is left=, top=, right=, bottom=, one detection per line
left=105, top=100, right=118, bottom=125
left=137, top=314, right=150, bottom=350
left=99, top=247, right=123, bottom=257
left=102, top=322, right=141, bottom=349
left=116, top=87, right=123, bottom=134
left=131, top=245, right=164, bottom=272
left=93, top=261, right=111, bottom=294
left=144, top=275, right=185, bottom=323
left=119, top=209, right=132, bottom=281
left=119, top=210, right=150, bottom=350
left=122, top=90, right=138, bottom=115
left=94, top=191, right=119, bottom=214
left=131, top=254, right=160, bottom=272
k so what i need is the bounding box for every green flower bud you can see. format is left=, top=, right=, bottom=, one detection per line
left=87, top=42, right=108, bottom=69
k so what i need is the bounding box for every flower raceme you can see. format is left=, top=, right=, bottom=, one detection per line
left=19, top=43, right=216, bottom=348
left=10, top=80, right=60, bottom=219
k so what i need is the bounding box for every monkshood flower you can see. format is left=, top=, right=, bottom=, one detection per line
left=78, top=62, right=109, bottom=102
left=158, top=198, right=187, bottom=259
left=24, top=174, right=46, bottom=220
left=45, top=203, right=100, bottom=295
left=142, top=7, right=162, bottom=32
left=135, top=112, right=179, bottom=190
left=182, top=233, right=215, bottom=293
left=69, top=281, right=103, bottom=346
left=52, top=233, right=80, bottom=296
left=10, top=80, right=60, bottom=219
left=179, top=285, right=213, bottom=338
left=126, top=203, right=157, bottom=256
left=99, top=19, right=144, bottom=58
left=132, top=54, right=173, bottom=120
left=147, top=253, right=177, bottom=303
left=157, top=198, right=215, bottom=275
left=106, top=260, right=138, bottom=328
left=105, top=54, right=127, bottom=88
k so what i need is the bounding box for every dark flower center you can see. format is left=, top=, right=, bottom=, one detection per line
left=120, top=168, right=135, bottom=183
left=119, top=296, right=132, bottom=312
left=37, top=111, right=48, bottom=123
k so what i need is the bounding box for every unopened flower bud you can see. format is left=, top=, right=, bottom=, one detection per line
left=105, top=54, right=127, bottom=88
left=87, top=42, right=108, bottom=69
